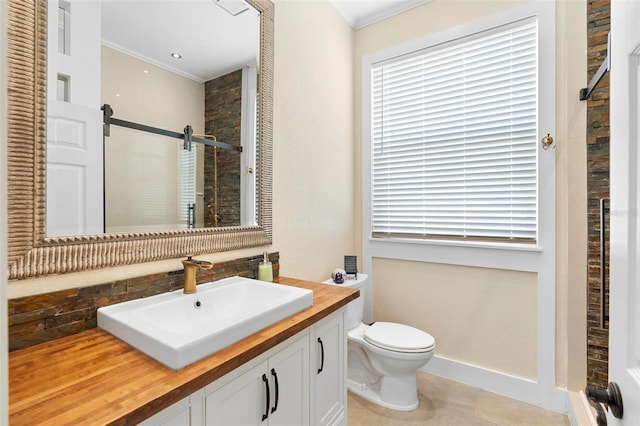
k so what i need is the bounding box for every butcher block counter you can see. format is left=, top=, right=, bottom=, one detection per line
left=9, top=277, right=358, bottom=425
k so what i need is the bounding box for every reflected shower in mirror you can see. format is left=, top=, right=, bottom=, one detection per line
left=45, top=0, right=260, bottom=237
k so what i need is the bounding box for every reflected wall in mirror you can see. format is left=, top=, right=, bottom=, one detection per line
left=46, top=0, right=260, bottom=236
left=6, top=0, right=274, bottom=279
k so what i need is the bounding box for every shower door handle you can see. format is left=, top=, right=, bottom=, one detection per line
left=187, top=203, right=195, bottom=228
left=599, top=199, right=608, bottom=328
left=586, top=382, right=624, bottom=425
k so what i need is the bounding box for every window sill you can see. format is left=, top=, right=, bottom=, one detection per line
left=366, top=237, right=543, bottom=272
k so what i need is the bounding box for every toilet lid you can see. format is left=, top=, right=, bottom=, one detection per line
left=364, top=322, right=435, bottom=353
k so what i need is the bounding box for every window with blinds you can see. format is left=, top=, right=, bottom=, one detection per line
left=371, top=18, right=538, bottom=244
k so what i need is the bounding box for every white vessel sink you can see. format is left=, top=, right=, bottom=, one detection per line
left=97, top=276, right=313, bottom=370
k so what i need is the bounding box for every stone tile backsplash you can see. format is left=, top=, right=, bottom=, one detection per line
left=8, top=252, right=279, bottom=351
left=586, top=0, right=610, bottom=389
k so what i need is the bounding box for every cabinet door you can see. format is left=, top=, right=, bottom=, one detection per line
left=139, top=389, right=204, bottom=426
left=267, top=335, right=310, bottom=426
left=205, top=361, right=268, bottom=426
left=205, top=334, right=310, bottom=426
left=312, top=310, right=346, bottom=426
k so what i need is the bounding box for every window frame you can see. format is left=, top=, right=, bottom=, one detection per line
left=362, top=1, right=555, bottom=271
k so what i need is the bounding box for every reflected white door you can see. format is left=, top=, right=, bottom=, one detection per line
left=609, top=0, right=640, bottom=424
left=46, top=0, right=102, bottom=237
left=46, top=100, right=104, bottom=236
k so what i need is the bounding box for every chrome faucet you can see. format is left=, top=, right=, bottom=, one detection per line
left=181, top=256, right=214, bottom=294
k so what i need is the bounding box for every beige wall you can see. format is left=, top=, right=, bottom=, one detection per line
left=555, top=0, right=588, bottom=391
left=354, top=0, right=587, bottom=390
left=373, top=258, right=538, bottom=380
left=101, top=46, right=204, bottom=131
left=271, top=0, right=355, bottom=281
left=101, top=47, right=204, bottom=232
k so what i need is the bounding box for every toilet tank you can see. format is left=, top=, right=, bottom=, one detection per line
left=323, top=273, right=369, bottom=330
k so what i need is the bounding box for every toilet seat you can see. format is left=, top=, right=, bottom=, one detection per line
left=363, top=322, right=435, bottom=353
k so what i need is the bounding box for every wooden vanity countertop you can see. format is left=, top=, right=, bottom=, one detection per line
left=8, top=277, right=358, bottom=426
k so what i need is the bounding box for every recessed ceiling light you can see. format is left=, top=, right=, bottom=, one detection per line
left=143, top=70, right=149, bottom=74
left=171, top=52, right=182, bottom=59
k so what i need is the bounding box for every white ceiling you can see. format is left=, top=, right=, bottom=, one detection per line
left=101, top=0, right=260, bottom=83
left=99, top=0, right=429, bottom=83
left=328, top=0, right=431, bottom=29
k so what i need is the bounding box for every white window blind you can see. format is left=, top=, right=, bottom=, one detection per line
left=371, top=18, right=538, bottom=243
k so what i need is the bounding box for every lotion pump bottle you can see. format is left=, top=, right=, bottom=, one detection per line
left=258, top=252, right=273, bottom=282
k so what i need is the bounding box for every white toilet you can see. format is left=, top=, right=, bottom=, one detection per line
left=324, top=273, right=435, bottom=411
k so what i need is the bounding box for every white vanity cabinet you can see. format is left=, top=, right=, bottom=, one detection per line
left=205, top=333, right=310, bottom=426
left=311, top=310, right=347, bottom=426
left=139, top=307, right=346, bottom=426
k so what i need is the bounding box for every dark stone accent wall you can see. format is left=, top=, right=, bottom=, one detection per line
left=8, top=253, right=279, bottom=351
left=204, top=70, right=243, bottom=228
left=586, top=0, right=610, bottom=390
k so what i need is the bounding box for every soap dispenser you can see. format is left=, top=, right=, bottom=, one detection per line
left=258, top=252, right=273, bottom=282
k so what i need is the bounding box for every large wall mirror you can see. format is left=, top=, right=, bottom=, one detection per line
left=6, top=0, right=274, bottom=280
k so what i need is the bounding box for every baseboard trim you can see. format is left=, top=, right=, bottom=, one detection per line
left=567, top=390, right=597, bottom=426
left=423, top=355, right=568, bottom=413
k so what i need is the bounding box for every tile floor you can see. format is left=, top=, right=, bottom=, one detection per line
left=347, top=371, right=571, bottom=425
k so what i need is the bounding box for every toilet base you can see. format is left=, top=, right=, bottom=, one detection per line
left=347, top=378, right=419, bottom=411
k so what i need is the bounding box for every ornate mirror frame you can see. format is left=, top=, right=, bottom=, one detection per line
left=6, top=0, right=274, bottom=280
